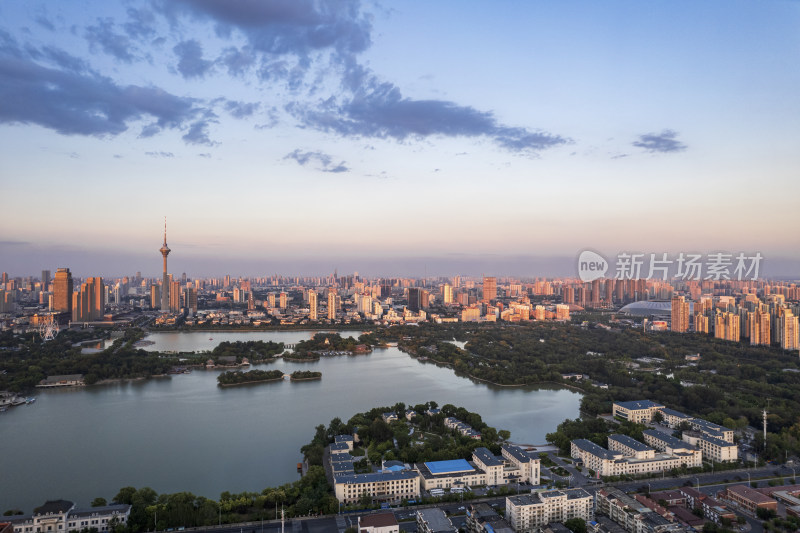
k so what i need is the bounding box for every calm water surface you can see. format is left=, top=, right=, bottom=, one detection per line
left=1, top=331, right=580, bottom=512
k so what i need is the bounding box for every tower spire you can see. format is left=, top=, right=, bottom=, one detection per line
left=164, top=216, right=167, bottom=245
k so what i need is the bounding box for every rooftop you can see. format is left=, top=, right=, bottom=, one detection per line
left=660, top=407, right=692, bottom=419
left=359, top=512, right=398, bottom=528
left=70, top=505, right=131, bottom=518
left=643, top=429, right=698, bottom=451
left=508, top=488, right=591, bottom=507
left=502, top=444, right=532, bottom=463
left=417, top=508, right=454, bottom=532
left=698, top=434, right=737, bottom=448
left=473, top=447, right=503, bottom=467
left=727, top=484, right=776, bottom=504
left=572, top=438, right=623, bottom=460
left=424, top=458, right=475, bottom=475
left=334, top=470, right=419, bottom=484
left=614, top=400, right=664, bottom=411
left=34, top=501, right=74, bottom=515
left=608, top=434, right=653, bottom=452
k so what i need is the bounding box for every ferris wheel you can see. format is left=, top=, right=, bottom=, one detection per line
left=38, top=314, right=59, bottom=342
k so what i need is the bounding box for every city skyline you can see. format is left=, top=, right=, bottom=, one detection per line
left=1, top=1, right=799, bottom=276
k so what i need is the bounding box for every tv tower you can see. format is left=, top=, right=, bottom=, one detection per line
left=160, top=217, right=171, bottom=312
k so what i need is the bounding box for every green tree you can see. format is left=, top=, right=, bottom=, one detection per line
left=564, top=517, right=587, bottom=533
left=113, top=487, right=137, bottom=504
left=358, top=492, right=372, bottom=507
left=91, top=498, right=107, bottom=507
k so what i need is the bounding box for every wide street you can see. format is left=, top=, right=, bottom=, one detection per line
left=173, top=461, right=798, bottom=533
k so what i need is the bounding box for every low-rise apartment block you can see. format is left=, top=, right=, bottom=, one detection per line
left=682, top=433, right=738, bottom=462
left=571, top=438, right=686, bottom=477
left=415, top=446, right=539, bottom=491
left=358, top=512, right=400, bottom=533
left=10, top=501, right=130, bottom=533
left=417, top=508, right=456, bottom=533
left=642, top=430, right=702, bottom=468
left=658, top=408, right=693, bottom=429
left=333, top=470, right=420, bottom=505
left=607, top=434, right=654, bottom=459
left=596, top=488, right=684, bottom=533
left=506, top=489, right=594, bottom=533
left=612, top=400, right=664, bottom=424
left=501, top=444, right=541, bottom=484
left=465, top=503, right=513, bottom=533
left=611, top=399, right=739, bottom=463
left=723, top=485, right=778, bottom=515
left=678, top=487, right=736, bottom=524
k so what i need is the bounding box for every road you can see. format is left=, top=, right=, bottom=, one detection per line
left=173, top=463, right=796, bottom=533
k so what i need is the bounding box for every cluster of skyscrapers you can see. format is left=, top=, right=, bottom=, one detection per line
left=670, top=293, right=799, bottom=351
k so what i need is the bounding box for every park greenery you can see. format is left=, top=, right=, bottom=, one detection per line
left=290, top=370, right=321, bottom=380
left=0, top=328, right=206, bottom=391
left=367, top=321, right=800, bottom=461
left=95, top=467, right=336, bottom=533
left=290, top=332, right=371, bottom=357
left=209, top=340, right=284, bottom=363
left=217, top=369, right=284, bottom=386
left=300, top=401, right=510, bottom=469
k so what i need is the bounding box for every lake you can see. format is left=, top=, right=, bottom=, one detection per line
left=0, top=331, right=581, bottom=512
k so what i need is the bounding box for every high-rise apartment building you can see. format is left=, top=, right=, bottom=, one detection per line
left=715, top=311, right=740, bottom=342
left=72, top=277, right=105, bottom=322
left=53, top=268, right=73, bottom=314
left=671, top=296, right=690, bottom=333
left=308, top=289, right=317, bottom=320
left=749, top=308, right=771, bottom=346
left=327, top=289, right=337, bottom=320
left=41, top=270, right=50, bottom=292
left=183, top=286, right=198, bottom=315
left=442, top=284, right=453, bottom=304
left=407, top=287, right=421, bottom=312
left=150, top=284, right=160, bottom=309
left=420, top=289, right=430, bottom=309
left=169, top=279, right=181, bottom=312
left=279, top=292, right=287, bottom=309
left=780, top=310, right=799, bottom=351
left=482, top=276, right=496, bottom=301
left=695, top=313, right=710, bottom=334
left=562, top=286, right=575, bottom=305
left=591, top=279, right=601, bottom=306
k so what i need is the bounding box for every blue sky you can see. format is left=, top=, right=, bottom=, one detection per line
left=1, top=0, right=798, bottom=277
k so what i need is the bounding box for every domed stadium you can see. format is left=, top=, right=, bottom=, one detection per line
left=619, top=300, right=693, bottom=317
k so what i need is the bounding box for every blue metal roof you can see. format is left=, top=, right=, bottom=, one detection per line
left=425, top=458, right=475, bottom=475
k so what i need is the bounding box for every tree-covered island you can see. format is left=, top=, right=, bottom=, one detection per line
left=217, top=369, right=284, bottom=386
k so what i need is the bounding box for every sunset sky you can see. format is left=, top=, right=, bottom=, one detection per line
left=1, top=1, right=798, bottom=277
